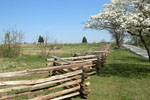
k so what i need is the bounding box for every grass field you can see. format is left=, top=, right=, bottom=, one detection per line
left=0, top=43, right=103, bottom=73
left=21, top=43, right=103, bottom=56
left=73, top=47, right=150, bottom=100
left=1, top=43, right=150, bottom=100
left=0, top=43, right=104, bottom=99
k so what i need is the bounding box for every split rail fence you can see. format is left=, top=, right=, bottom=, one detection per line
left=0, top=43, right=111, bottom=100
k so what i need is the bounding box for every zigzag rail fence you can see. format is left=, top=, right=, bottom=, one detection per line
left=47, top=43, right=112, bottom=76
left=0, top=43, right=111, bottom=100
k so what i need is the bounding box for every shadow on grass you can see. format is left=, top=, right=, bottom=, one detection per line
left=101, top=63, right=150, bottom=78
left=119, top=56, right=149, bottom=63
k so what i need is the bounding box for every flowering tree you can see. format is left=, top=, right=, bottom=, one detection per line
left=120, top=0, right=150, bottom=61
left=85, top=1, right=126, bottom=49
left=86, top=0, right=150, bottom=61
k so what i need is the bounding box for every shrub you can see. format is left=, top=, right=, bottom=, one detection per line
left=0, top=29, right=23, bottom=58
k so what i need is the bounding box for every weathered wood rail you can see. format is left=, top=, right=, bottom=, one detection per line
left=47, top=43, right=112, bottom=76
left=0, top=62, right=91, bottom=100
left=0, top=43, right=112, bottom=100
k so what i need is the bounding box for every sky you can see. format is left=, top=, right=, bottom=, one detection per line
left=0, top=0, right=111, bottom=43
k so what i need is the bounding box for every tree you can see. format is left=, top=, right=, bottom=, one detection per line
left=85, top=1, right=126, bottom=49
left=0, top=28, right=23, bottom=57
left=38, top=35, right=44, bottom=44
left=86, top=0, right=150, bottom=61
left=82, top=36, right=88, bottom=43
left=38, top=34, right=57, bottom=59
left=88, top=0, right=150, bottom=61
left=118, top=0, right=150, bottom=61
left=4, top=31, right=11, bottom=53
left=109, top=29, right=125, bottom=49
left=129, top=35, right=140, bottom=46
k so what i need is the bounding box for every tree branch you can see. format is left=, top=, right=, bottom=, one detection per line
left=127, top=31, right=140, bottom=37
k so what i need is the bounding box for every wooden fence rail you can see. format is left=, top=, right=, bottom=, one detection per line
left=0, top=43, right=112, bottom=100
left=47, top=43, right=112, bottom=76
left=0, top=62, right=91, bottom=100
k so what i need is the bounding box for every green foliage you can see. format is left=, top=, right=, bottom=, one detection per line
left=38, top=35, right=44, bottom=44
left=0, top=45, right=20, bottom=57
left=82, top=36, right=88, bottom=43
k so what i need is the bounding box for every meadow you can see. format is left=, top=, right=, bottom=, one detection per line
left=0, top=43, right=103, bottom=73
left=0, top=43, right=150, bottom=100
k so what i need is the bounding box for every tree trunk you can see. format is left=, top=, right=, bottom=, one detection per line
left=135, top=36, right=139, bottom=46
left=140, top=35, right=150, bottom=61
left=115, top=33, right=121, bottom=49
left=127, top=30, right=150, bottom=61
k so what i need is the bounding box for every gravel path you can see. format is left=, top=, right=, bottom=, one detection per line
left=123, top=44, right=148, bottom=58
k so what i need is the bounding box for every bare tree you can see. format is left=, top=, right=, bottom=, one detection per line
left=38, top=34, right=57, bottom=59
left=0, top=28, right=23, bottom=57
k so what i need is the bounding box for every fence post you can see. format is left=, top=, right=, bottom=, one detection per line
left=80, top=66, right=90, bottom=99
left=48, top=58, right=57, bottom=77
left=52, top=58, right=57, bottom=76
left=96, top=56, right=101, bottom=76
left=101, top=53, right=106, bottom=66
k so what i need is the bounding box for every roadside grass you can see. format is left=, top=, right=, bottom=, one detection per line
left=73, top=47, right=150, bottom=100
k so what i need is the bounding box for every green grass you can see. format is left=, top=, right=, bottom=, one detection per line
left=73, top=47, right=150, bottom=100
left=0, top=43, right=104, bottom=73
left=1, top=43, right=150, bottom=100
left=0, top=43, right=104, bottom=99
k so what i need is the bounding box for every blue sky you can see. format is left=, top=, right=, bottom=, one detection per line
left=0, top=0, right=111, bottom=43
